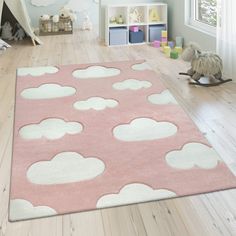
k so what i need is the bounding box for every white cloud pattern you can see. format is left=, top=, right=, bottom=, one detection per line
left=113, top=79, right=152, bottom=90
left=148, top=90, right=178, bottom=105
left=27, top=152, right=105, bottom=185
left=74, top=97, right=118, bottom=111
left=132, top=62, right=152, bottom=71
left=72, top=66, right=120, bottom=79
left=113, top=118, right=177, bottom=142
left=19, top=118, right=83, bottom=140
left=21, top=84, right=76, bottom=99
left=96, top=183, right=177, bottom=208
left=165, top=143, right=222, bottom=169
left=17, top=66, right=58, bottom=76
left=9, top=199, right=57, bottom=221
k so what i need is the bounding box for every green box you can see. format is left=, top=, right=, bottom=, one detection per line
left=170, top=51, right=178, bottom=59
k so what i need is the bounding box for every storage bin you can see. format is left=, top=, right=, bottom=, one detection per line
left=129, top=30, right=144, bottom=44
left=109, top=27, right=127, bottom=46
left=149, top=25, right=166, bottom=42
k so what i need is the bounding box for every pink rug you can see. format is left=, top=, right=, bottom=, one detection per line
left=10, top=60, right=236, bottom=221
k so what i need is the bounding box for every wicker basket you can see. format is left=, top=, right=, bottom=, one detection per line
left=39, top=16, right=73, bottom=36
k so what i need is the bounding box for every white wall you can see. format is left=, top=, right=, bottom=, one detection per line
left=99, top=0, right=164, bottom=40
left=164, top=0, right=216, bottom=51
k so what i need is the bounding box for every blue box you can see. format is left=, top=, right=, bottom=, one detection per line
left=109, top=27, right=127, bottom=46
left=149, top=25, right=166, bottom=42
left=129, top=30, right=144, bottom=44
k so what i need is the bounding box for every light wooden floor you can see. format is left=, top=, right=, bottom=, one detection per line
left=0, top=30, right=236, bottom=236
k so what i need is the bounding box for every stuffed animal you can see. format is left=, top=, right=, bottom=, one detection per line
left=13, top=23, right=25, bottom=41
left=1, top=21, right=13, bottom=40
left=180, top=42, right=232, bottom=86
left=51, top=15, right=59, bottom=32
left=40, top=15, right=51, bottom=32
left=59, top=7, right=77, bottom=22
left=52, top=15, right=59, bottom=23
left=109, top=16, right=116, bottom=24
left=82, top=14, right=92, bottom=30
left=40, top=14, right=50, bottom=21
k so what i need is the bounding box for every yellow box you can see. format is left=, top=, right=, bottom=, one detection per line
left=161, top=30, right=168, bottom=38
left=175, top=46, right=183, bottom=54
left=161, top=42, right=167, bottom=47
left=164, top=46, right=171, bottom=56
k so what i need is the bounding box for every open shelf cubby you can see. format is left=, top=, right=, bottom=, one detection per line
left=105, top=3, right=167, bottom=46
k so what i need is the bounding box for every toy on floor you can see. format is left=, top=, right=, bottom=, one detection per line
left=82, top=14, right=92, bottom=30
left=1, top=21, right=14, bottom=40
left=161, top=30, right=168, bottom=47
left=13, top=23, right=26, bottom=41
left=163, top=46, right=171, bottom=56
left=168, top=41, right=175, bottom=49
left=180, top=43, right=232, bottom=87
left=170, top=51, right=178, bottom=59
left=175, top=46, right=182, bottom=54
left=152, top=40, right=160, bottom=48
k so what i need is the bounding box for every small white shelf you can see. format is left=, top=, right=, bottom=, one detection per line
left=148, top=21, right=166, bottom=25
left=109, top=24, right=128, bottom=27
left=105, top=3, right=168, bottom=46
left=128, top=42, right=146, bottom=46
left=128, top=22, right=147, bottom=26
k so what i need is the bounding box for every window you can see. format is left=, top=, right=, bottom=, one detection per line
left=188, top=0, right=217, bottom=35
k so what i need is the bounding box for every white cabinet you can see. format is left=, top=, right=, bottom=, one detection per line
left=105, top=3, right=168, bottom=46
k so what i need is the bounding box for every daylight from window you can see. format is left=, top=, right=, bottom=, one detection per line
left=195, top=0, right=217, bottom=27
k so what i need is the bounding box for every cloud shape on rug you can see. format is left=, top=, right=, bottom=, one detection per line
left=9, top=199, right=57, bottom=221
left=132, top=62, right=152, bottom=71
left=72, top=66, right=120, bottom=79
left=17, top=66, right=59, bottom=76
left=31, top=0, right=56, bottom=7
left=21, top=84, right=76, bottom=100
left=148, top=90, right=178, bottom=105
left=19, top=118, right=83, bottom=140
left=74, top=97, right=118, bottom=111
left=96, top=183, right=177, bottom=208
left=113, top=118, right=177, bottom=141
left=165, top=143, right=222, bottom=169
left=27, top=152, right=105, bottom=185
left=113, top=79, right=152, bottom=90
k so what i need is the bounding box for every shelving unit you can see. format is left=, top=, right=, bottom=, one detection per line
left=105, top=3, right=168, bottom=46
